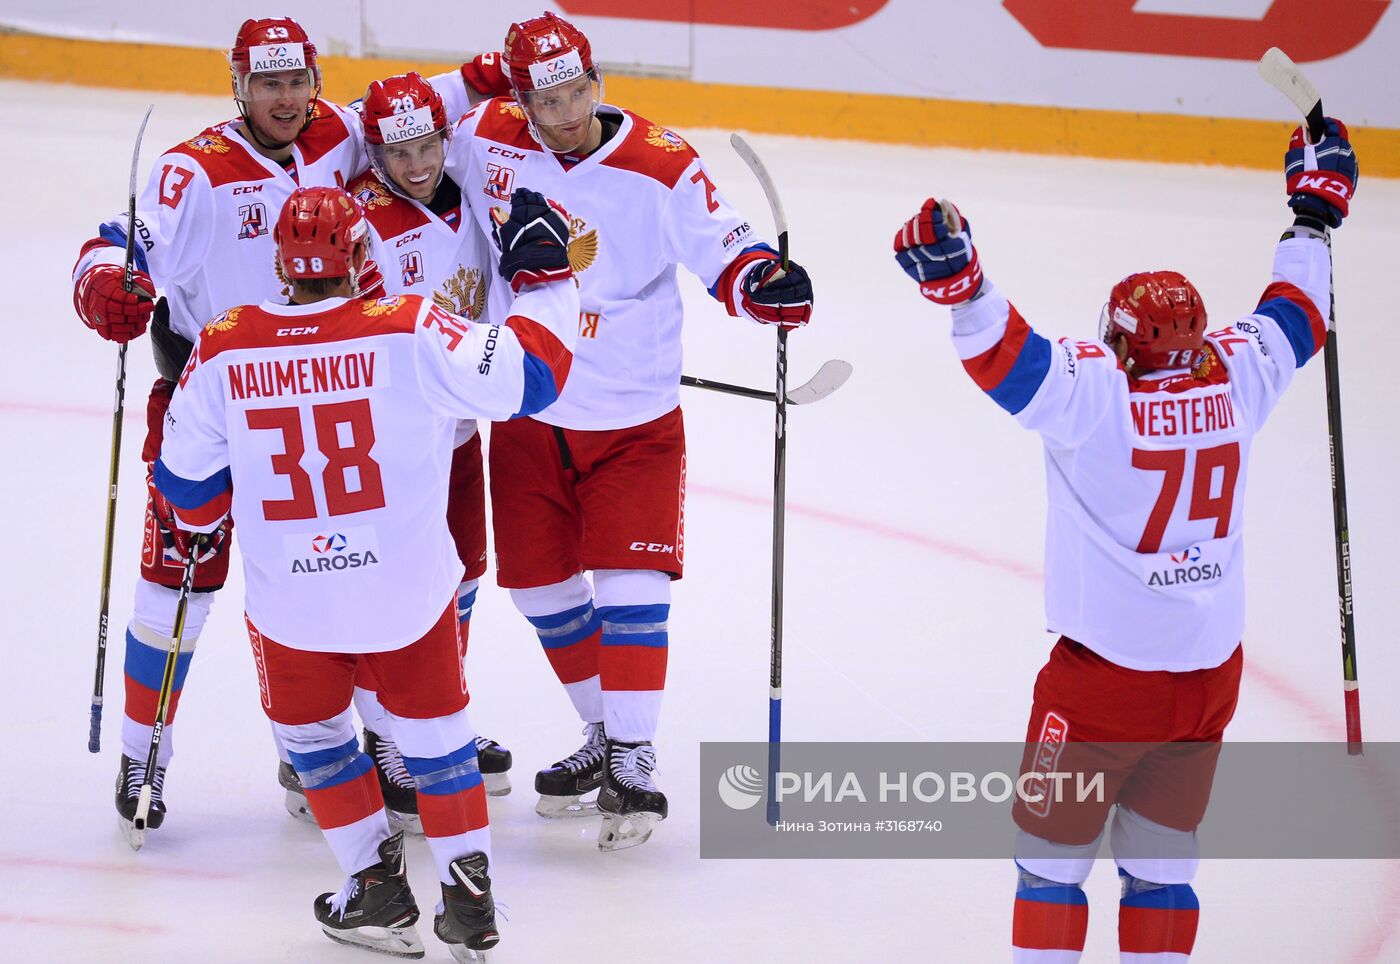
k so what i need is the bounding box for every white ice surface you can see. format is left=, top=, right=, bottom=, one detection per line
left=3, top=80, right=1399, bottom=962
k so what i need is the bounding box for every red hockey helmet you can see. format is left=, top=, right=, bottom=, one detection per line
left=274, top=187, right=368, bottom=281
left=502, top=12, right=602, bottom=148
left=1100, top=270, right=1208, bottom=372
left=361, top=72, right=451, bottom=196
left=228, top=18, right=321, bottom=119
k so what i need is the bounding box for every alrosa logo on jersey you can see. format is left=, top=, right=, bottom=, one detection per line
left=1147, top=549, right=1223, bottom=588
left=287, top=526, right=381, bottom=575
left=528, top=50, right=584, bottom=89
left=249, top=43, right=307, bottom=73
left=238, top=202, right=268, bottom=240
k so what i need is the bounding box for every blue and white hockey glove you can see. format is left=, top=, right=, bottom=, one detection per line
left=893, top=198, right=982, bottom=305
left=1285, top=117, right=1357, bottom=230
left=491, top=188, right=573, bottom=293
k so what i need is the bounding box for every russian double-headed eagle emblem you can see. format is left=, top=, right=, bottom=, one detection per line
left=645, top=125, right=687, bottom=153
left=204, top=306, right=240, bottom=334
left=353, top=179, right=393, bottom=210
left=185, top=133, right=231, bottom=155
left=568, top=216, right=598, bottom=274
left=433, top=266, right=489, bottom=320
left=362, top=296, right=403, bottom=317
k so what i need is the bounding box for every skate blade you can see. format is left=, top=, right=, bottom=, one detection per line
left=535, top=793, right=598, bottom=819
left=598, top=811, right=661, bottom=852
left=388, top=809, right=424, bottom=836
left=119, top=815, right=146, bottom=852
left=483, top=772, right=512, bottom=797
left=447, top=946, right=493, bottom=963
left=321, top=922, right=425, bottom=959
left=284, top=789, right=318, bottom=826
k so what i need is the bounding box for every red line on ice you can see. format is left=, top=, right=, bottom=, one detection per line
left=694, top=481, right=1400, bottom=962
left=0, top=854, right=235, bottom=881
left=0, top=912, right=169, bottom=935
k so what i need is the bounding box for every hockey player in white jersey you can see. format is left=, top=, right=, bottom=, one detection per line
left=347, top=71, right=514, bottom=825
left=69, top=16, right=502, bottom=838
left=893, top=120, right=1357, bottom=962
left=154, top=185, right=577, bottom=958
left=443, top=12, right=815, bottom=850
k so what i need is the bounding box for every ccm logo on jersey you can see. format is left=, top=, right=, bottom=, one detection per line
left=629, top=542, right=675, bottom=553
left=233, top=185, right=264, bottom=195
left=276, top=326, right=319, bottom=336
left=1022, top=710, right=1069, bottom=818
left=488, top=145, right=527, bottom=160
left=397, top=231, right=422, bottom=247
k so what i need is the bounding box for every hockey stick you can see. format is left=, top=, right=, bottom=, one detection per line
left=130, top=532, right=205, bottom=850
left=729, top=132, right=798, bottom=826
left=1258, top=48, right=1362, bottom=756
left=681, top=358, right=852, bottom=406
left=90, top=104, right=155, bottom=754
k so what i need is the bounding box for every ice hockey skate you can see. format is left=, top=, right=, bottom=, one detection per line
left=278, top=761, right=316, bottom=825
left=365, top=728, right=423, bottom=834
left=475, top=735, right=513, bottom=796
left=534, top=721, right=606, bottom=817
left=115, top=754, right=165, bottom=851
left=434, top=851, right=500, bottom=963
left=314, top=830, right=424, bottom=959
left=597, top=739, right=668, bottom=852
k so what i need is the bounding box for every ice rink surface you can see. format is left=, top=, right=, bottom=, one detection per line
left=3, top=80, right=1399, bottom=962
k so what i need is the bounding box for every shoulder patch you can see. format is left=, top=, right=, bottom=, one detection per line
left=600, top=111, right=698, bottom=189
left=362, top=295, right=405, bottom=317
left=204, top=305, right=241, bottom=335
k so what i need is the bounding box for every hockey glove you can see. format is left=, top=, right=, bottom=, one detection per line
left=492, top=188, right=573, bottom=293
left=75, top=263, right=156, bottom=343
left=356, top=257, right=387, bottom=299
left=1285, top=117, right=1357, bottom=229
left=893, top=198, right=983, bottom=305
left=739, top=258, right=814, bottom=329
left=147, top=476, right=230, bottom=566
left=461, top=52, right=512, bottom=99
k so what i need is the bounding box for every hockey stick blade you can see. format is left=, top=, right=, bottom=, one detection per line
left=1258, top=48, right=1325, bottom=141
left=682, top=359, right=852, bottom=406
left=785, top=359, right=853, bottom=405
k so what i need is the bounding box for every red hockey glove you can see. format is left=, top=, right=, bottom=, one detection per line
left=893, top=198, right=982, bottom=305
left=74, top=263, right=155, bottom=343
left=357, top=257, right=386, bottom=299
left=461, top=52, right=512, bottom=99
left=148, top=476, right=230, bottom=566
left=739, top=258, right=814, bottom=329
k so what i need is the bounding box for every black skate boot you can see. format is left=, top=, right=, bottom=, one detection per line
left=534, top=721, right=605, bottom=818
left=314, top=830, right=424, bottom=959
left=474, top=735, right=513, bottom=797
left=434, top=851, right=500, bottom=963
left=365, top=728, right=423, bottom=835
left=278, top=761, right=317, bottom=825
left=597, top=739, right=667, bottom=852
left=115, top=754, right=166, bottom=850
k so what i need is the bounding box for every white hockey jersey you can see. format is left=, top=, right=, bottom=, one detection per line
left=153, top=284, right=578, bottom=653
left=444, top=98, right=774, bottom=430
left=350, top=170, right=496, bottom=448
left=951, top=237, right=1330, bottom=671
left=73, top=69, right=478, bottom=346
